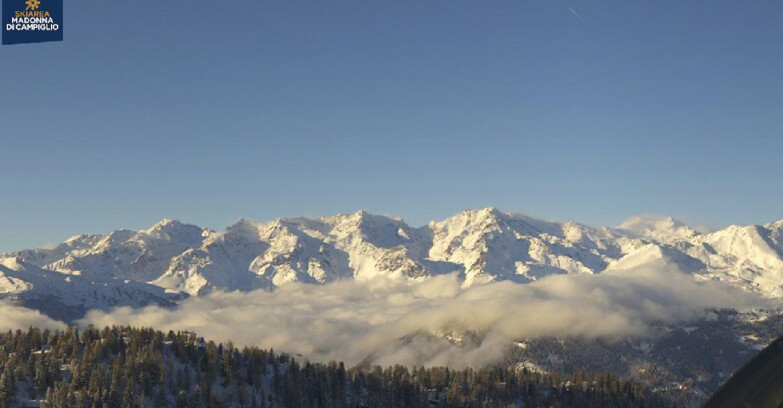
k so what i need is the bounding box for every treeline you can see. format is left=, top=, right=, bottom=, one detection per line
left=0, top=326, right=672, bottom=408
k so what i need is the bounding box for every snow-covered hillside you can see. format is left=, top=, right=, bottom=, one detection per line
left=0, top=257, right=180, bottom=321
left=3, top=208, right=783, bottom=298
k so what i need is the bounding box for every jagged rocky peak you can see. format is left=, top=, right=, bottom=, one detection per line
left=318, top=210, right=416, bottom=246
left=326, top=209, right=402, bottom=228
left=431, top=207, right=506, bottom=232
left=431, top=207, right=569, bottom=244
left=141, top=218, right=210, bottom=242
left=64, top=233, right=103, bottom=246
left=144, top=218, right=187, bottom=234
left=439, top=207, right=562, bottom=235
left=148, top=217, right=180, bottom=228
left=463, top=206, right=506, bottom=222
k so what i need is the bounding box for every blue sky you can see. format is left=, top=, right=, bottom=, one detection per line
left=1, top=0, right=782, bottom=252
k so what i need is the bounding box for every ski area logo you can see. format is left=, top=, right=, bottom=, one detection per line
left=2, top=0, right=62, bottom=45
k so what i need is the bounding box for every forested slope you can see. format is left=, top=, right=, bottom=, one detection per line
left=0, top=326, right=673, bottom=408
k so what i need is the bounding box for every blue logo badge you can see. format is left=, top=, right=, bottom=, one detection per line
left=2, top=0, right=62, bottom=45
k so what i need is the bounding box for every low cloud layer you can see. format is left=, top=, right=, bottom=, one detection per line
left=80, top=262, right=765, bottom=368
left=0, top=301, right=68, bottom=331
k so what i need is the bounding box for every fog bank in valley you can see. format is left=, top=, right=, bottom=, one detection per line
left=0, top=301, right=68, bottom=332
left=80, top=262, right=764, bottom=367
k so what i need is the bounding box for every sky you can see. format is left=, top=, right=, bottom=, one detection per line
left=1, top=0, right=782, bottom=252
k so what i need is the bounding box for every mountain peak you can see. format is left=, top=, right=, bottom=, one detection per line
left=477, top=206, right=502, bottom=216
left=154, top=218, right=179, bottom=226
left=146, top=218, right=185, bottom=231
left=333, top=210, right=399, bottom=227
left=457, top=207, right=506, bottom=221
left=233, top=217, right=260, bottom=227
left=617, top=214, right=697, bottom=241
left=141, top=219, right=207, bottom=243
left=223, top=218, right=263, bottom=237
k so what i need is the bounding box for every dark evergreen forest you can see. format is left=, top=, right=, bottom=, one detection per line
left=0, top=326, right=674, bottom=408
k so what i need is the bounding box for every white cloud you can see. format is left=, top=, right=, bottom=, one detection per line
left=0, top=301, right=68, bottom=331
left=79, top=261, right=765, bottom=368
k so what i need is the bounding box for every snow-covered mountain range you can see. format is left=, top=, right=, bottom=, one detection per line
left=3, top=208, right=783, bottom=312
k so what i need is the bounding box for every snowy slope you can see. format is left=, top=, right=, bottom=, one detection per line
left=0, top=257, right=180, bottom=322
left=687, top=223, right=783, bottom=295
left=4, top=208, right=783, bottom=297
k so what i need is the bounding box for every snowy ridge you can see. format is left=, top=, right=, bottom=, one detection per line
left=3, top=208, right=783, bottom=298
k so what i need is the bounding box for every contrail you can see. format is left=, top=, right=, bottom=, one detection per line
left=569, top=6, right=584, bottom=22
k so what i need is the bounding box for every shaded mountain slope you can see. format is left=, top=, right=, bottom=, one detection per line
left=702, top=334, right=783, bottom=408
